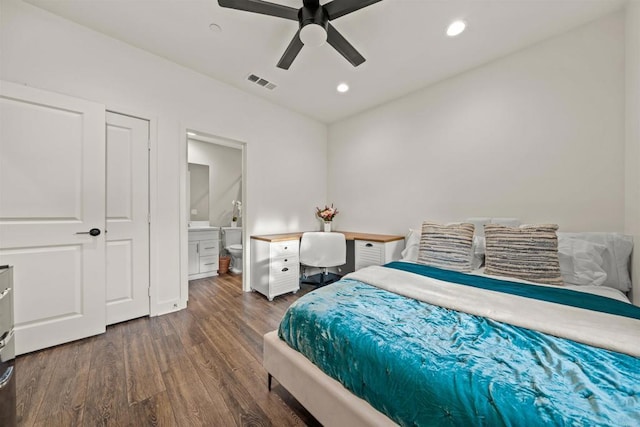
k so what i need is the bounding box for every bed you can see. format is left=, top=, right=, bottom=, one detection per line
left=264, top=223, right=640, bottom=426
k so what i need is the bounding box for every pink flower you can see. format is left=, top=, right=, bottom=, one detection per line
left=316, top=204, right=339, bottom=221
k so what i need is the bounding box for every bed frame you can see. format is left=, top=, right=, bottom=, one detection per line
left=263, top=331, right=395, bottom=427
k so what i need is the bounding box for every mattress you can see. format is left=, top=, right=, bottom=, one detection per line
left=277, top=262, right=640, bottom=426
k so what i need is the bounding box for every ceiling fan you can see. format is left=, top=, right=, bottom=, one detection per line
left=218, top=0, right=382, bottom=69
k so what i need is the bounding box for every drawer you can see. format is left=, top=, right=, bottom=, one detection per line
left=270, top=259, right=299, bottom=287
left=200, top=239, right=219, bottom=257
left=355, top=240, right=384, bottom=270
left=189, top=230, right=218, bottom=242
left=199, top=255, right=218, bottom=273
left=270, top=240, right=299, bottom=258
left=271, top=256, right=299, bottom=272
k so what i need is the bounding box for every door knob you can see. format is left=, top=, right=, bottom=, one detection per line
left=76, top=228, right=101, bottom=236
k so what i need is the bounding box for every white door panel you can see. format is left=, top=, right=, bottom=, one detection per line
left=105, top=239, right=133, bottom=303
left=0, top=82, right=106, bottom=355
left=2, top=245, right=83, bottom=325
left=105, top=112, right=149, bottom=325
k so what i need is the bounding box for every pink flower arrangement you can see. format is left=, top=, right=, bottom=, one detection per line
left=316, top=204, right=338, bottom=222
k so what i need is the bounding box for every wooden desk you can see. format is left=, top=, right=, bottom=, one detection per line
left=250, top=231, right=405, bottom=301
left=250, top=231, right=405, bottom=243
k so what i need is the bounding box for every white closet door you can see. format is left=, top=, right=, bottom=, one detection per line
left=0, top=82, right=106, bottom=355
left=105, top=112, right=150, bottom=325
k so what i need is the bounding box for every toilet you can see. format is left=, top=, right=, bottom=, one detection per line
left=222, top=227, right=243, bottom=274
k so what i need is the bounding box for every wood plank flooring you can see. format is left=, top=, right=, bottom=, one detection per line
left=15, top=274, right=321, bottom=426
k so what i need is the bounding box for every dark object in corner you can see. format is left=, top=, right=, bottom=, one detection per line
left=300, top=272, right=342, bottom=287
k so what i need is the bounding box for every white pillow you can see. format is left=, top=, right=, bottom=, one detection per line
left=557, top=232, right=633, bottom=292
left=465, top=217, right=521, bottom=237
left=471, top=236, right=485, bottom=270
left=400, top=228, right=420, bottom=262
left=465, top=218, right=520, bottom=267
left=466, top=217, right=491, bottom=237
left=557, top=238, right=607, bottom=286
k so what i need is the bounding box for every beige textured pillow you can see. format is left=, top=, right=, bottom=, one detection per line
left=484, top=224, right=563, bottom=286
left=418, top=222, right=475, bottom=272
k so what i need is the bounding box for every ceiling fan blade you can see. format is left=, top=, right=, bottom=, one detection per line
left=277, top=30, right=304, bottom=70
left=218, top=0, right=299, bottom=21
left=326, top=23, right=365, bottom=67
left=323, top=0, right=382, bottom=20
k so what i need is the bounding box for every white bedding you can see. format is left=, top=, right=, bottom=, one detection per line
left=347, top=265, right=640, bottom=357
left=565, top=284, right=631, bottom=303
left=468, top=265, right=632, bottom=303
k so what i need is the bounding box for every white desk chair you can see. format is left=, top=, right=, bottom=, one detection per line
left=300, top=232, right=346, bottom=287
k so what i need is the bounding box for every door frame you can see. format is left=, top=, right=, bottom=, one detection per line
left=105, top=105, right=160, bottom=315
left=179, top=125, right=248, bottom=301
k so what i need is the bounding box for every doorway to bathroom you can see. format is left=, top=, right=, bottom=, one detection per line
left=185, top=131, right=245, bottom=290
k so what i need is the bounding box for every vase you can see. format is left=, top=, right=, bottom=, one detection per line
left=324, top=221, right=332, bottom=232
left=231, top=221, right=238, bottom=228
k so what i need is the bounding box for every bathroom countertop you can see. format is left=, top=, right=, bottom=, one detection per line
left=188, top=226, right=219, bottom=231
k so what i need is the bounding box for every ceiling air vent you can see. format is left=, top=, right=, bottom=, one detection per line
left=247, top=74, right=277, bottom=90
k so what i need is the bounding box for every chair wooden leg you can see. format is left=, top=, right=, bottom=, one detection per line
left=268, top=373, right=272, bottom=391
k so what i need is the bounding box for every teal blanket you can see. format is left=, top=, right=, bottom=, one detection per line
left=278, top=269, right=640, bottom=426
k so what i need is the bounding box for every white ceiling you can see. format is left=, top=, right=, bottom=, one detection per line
left=25, top=0, right=625, bottom=123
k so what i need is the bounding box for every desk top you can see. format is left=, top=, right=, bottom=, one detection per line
left=250, top=231, right=405, bottom=243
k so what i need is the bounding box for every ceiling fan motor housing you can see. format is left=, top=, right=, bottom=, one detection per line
left=298, top=5, right=329, bottom=46
left=298, top=4, right=329, bottom=30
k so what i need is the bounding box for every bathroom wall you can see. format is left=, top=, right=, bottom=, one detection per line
left=188, top=138, right=242, bottom=227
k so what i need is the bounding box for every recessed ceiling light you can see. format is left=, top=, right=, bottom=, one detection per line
left=446, top=20, right=466, bottom=37
left=337, top=83, right=349, bottom=93
left=209, top=23, right=222, bottom=33
left=187, top=132, right=196, bottom=136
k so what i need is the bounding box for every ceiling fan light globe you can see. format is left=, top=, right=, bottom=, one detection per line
left=300, top=23, right=327, bottom=47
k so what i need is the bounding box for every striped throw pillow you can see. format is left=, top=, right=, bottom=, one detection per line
left=484, top=224, right=563, bottom=286
left=418, top=222, right=475, bottom=272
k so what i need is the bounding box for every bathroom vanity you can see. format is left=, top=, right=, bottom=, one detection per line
left=188, top=227, right=220, bottom=279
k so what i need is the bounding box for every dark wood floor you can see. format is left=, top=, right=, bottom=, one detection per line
left=15, top=274, right=321, bottom=426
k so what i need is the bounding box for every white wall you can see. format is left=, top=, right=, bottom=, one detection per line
left=188, top=138, right=243, bottom=227
left=328, top=12, right=625, bottom=236
left=3, top=1, right=636, bottom=305
left=625, top=1, right=640, bottom=305
left=0, top=0, right=327, bottom=313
